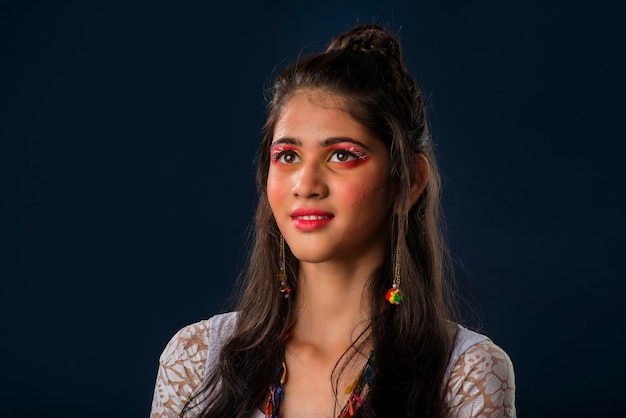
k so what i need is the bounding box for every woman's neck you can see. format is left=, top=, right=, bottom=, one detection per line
left=291, top=261, right=373, bottom=351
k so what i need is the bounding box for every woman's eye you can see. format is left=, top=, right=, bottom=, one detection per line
left=328, top=149, right=357, bottom=163
left=273, top=150, right=300, bottom=164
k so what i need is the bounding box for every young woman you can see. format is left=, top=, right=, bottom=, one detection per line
left=151, top=24, right=516, bottom=418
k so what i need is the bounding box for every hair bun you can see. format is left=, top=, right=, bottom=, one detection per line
left=326, top=24, right=403, bottom=62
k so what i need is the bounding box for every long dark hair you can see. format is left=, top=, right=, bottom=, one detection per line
left=183, top=24, right=457, bottom=418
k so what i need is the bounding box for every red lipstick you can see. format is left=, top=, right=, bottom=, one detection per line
left=291, top=208, right=334, bottom=231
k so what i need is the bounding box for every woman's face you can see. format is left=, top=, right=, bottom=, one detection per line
left=267, top=90, right=392, bottom=267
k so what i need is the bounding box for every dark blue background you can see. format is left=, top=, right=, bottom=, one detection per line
left=2, top=1, right=625, bottom=417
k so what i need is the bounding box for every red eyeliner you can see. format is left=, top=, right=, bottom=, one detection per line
left=345, top=145, right=370, bottom=160
left=328, top=145, right=370, bottom=167
left=270, top=145, right=298, bottom=163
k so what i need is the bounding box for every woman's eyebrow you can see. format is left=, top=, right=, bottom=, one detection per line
left=271, top=137, right=300, bottom=146
left=321, top=137, right=368, bottom=148
left=271, top=136, right=369, bottom=149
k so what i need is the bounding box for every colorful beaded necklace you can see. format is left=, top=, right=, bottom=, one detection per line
left=264, top=349, right=375, bottom=417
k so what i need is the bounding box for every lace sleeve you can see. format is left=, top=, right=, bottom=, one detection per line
left=150, top=321, right=211, bottom=418
left=445, top=341, right=516, bottom=417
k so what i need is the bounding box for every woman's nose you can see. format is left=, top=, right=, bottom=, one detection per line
left=293, top=160, right=328, bottom=199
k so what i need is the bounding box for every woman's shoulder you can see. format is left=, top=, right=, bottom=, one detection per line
left=151, top=312, right=239, bottom=416
left=449, top=325, right=515, bottom=382
left=158, top=311, right=239, bottom=366
left=449, top=324, right=491, bottom=364
left=445, top=324, right=516, bottom=417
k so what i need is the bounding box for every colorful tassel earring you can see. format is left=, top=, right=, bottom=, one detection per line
left=385, top=245, right=403, bottom=304
left=278, top=235, right=292, bottom=298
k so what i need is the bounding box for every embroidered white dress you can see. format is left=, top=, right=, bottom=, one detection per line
left=150, top=312, right=516, bottom=417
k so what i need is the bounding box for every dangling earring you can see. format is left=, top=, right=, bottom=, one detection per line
left=385, top=245, right=403, bottom=304
left=278, top=235, right=292, bottom=299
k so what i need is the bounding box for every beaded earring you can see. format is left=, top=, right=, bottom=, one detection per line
left=385, top=245, right=403, bottom=304
left=278, top=235, right=292, bottom=298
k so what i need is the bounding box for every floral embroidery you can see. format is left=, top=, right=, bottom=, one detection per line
left=445, top=342, right=516, bottom=417
left=151, top=320, right=516, bottom=418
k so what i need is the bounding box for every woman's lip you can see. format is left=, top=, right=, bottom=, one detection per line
left=291, top=208, right=334, bottom=217
left=291, top=209, right=334, bottom=231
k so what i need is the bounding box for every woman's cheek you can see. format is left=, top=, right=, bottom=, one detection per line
left=342, top=184, right=368, bottom=210
left=266, top=179, right=279, bottom=203
left=346, top=183, right=389, bottom=212
left=267, top=174, right=288, bottom=206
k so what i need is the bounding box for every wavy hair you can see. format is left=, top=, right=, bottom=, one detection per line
left=182, top=23, right=457, bottom=418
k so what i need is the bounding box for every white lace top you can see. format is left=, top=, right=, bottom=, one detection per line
left=151, top=312, right=516, bottom=417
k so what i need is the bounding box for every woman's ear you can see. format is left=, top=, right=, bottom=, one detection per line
left=407, top=154, right=430, bottom=210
